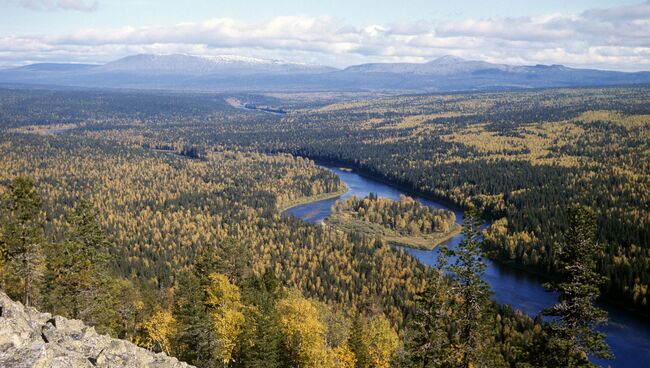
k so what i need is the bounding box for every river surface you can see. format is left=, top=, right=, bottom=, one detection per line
left=284, top=165, right=650, bottom=367
left=237, top=104, right=287, bottom=115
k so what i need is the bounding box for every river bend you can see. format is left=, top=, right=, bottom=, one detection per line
left=284, top=165, right=650, bottom=367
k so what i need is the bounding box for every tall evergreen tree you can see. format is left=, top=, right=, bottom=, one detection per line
left=174, top=241, right=253, bottom=368
left=42, top=199, right=110, bottom=318
left=0, top=176, right=44, bottom=307
left=447, top=206, right=502, bottom=367
left=408, top=206, right=505, bottom=368
left=406, top=269, right=454, bottom=368
left=235, top=269, right=284, bottom=368
left=67, top=199, right=110, bottom=263
left=348, top=311, right=369, bottom=368
left=174, top=269, right=218, bottom=366
left=543, top=205, right=612, bottom=365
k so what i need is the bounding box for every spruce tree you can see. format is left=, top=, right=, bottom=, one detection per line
left=174, top=241, right=254, bottom=367
left=348, top=311, right=369, bottom=368
left=235, top=270, right=284, bottom=368
left=173, top=269, right=218, bottom=366
left=448, top=206, right=503, bottom=367
left=0, top=176, right=44, bottom=307
left=406, top=269, right=454, bottom=367
left=195, top=238, right=251, bottom=284
left=42, top=199, right=110, bottom=318
left=543, top=205, right=612, bottom=365
left=408, top=206, right=505, bottom=368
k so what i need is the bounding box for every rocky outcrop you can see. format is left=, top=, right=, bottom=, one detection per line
left=0, top=292, right=193, bottom=368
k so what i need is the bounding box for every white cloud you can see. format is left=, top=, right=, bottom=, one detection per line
left=1, top=2, right=650, bottom=70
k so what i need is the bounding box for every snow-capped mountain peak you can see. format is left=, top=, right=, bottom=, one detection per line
left=202, top=54, right=279, bottom=64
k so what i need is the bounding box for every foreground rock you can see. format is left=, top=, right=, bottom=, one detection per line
left=0, top=292, right=193, bottom=367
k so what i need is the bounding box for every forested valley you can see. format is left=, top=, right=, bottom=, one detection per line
left=0, top=85, right=643, bottom=367
left=168, top=86, right=649, bottom=312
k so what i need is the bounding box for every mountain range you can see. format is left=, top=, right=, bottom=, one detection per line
left=1, top=53, right=648, bottom=92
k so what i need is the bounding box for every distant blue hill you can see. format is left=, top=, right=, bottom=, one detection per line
left=1, top=54, right=648, bottom=92
left=16, top=63, right=100, bottom=72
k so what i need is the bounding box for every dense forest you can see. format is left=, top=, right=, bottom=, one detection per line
left=0, top=85, right=636, bottom=366
left=0, top=132, right=424, bottom=323
left=156, top=87, right=648, bottom=312
left=0, top=166, right=607, bottom=368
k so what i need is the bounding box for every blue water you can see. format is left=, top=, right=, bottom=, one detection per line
left=285, top=165, right=650, bottom=367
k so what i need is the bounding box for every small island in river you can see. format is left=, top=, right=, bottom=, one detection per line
left=326, top=193, right=461, bottom=250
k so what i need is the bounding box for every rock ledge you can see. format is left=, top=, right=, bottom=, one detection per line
left=0, top=292, right=193, bottom=367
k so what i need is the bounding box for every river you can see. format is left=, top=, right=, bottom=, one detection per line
left=284, top=165, right=650, bottom=367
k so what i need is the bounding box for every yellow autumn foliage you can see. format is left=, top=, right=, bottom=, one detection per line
left=204, top=272, right=246, bottom=366
left=143, top=309, right=177, bottom=355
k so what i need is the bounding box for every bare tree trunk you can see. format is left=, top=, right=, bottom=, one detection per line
left=1, top=262, right=6, bottom=292
left=24, top=254, right=30, bottom=308
left=21, top=229, right=31, bottom=308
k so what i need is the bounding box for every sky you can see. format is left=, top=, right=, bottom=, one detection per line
left=1, top=0, right=649, bottom=70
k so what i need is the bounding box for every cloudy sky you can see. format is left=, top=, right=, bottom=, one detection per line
left=1, top=0, right=649, bottom=70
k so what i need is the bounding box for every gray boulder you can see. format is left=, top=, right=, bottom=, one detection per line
left=0, top=292, right=193, bottom=367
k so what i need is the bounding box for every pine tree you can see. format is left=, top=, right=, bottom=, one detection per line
left=543, top=205, right=612, bottom=365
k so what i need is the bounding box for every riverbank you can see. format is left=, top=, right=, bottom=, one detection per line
left=277, top=186, right=348, bottom=212
left=225, top=97, right=288, bottom=115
